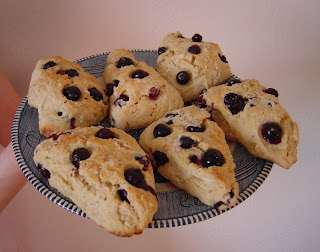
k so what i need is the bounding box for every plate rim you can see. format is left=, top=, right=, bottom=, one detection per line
left=11, top=50, right=273, bottom=228
left=74, top=49, right=157, bottom=64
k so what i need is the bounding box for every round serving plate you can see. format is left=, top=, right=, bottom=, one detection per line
left=11, top=50, right=273, bottom=228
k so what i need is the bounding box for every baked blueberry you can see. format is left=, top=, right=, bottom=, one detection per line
left=63, top=86, right=81, bottom=101
left=118, top=189, right=130, bottom=203
left=219, top=54, right=228, bottom=63
left=179, top=136, right=197, bottom=149
left=105, top=80, right=119, bottom=97
left=261, top=123, right=282, bottom=144
left=116, top=57, right=134, bottom=68
left=153, top=151, right=169, bottom=166
left=189, top=155, right=202, bottom=165
left=149, top=87, right=160, bottom=101
left=113, top=80, right=120, bottom=87
left=224, top=93, right=247, bottom=114
left=36, top=163, right=51, bottom=180
left=48, top=133, right=59, bottom=140
left=165, top=112, right=179, bottom=118
left=158, top=47, right=167, bottom=55
left=57, top=69, right=79, bottom=77
left=65, top=69, right=79, bottom=77
left=114, top=94, right=129, bottom=107
left=105, top=83, right=114, bottom=97
left=124, top=169, right=156, bottom=195
left=227, top=78, right=242, bottom=86
left=198, top=95, right=207, bottom=108
left=48, top=132, right=70, bottom=140
left=43, top=61, right=57, bottom=70
left=70, top=118, right=76, bottom=129
left=164, top=113, right=178, bottom=124
left=95, top=128, right=116, bottom=139
left=72, top=147, right=91, bottom=168
left=188, top=45, right=201, bottom=54
left=176, top=71, right=190, bottom=85
left=89, top=88, right=103, bottom=101
left=187, top=125, right=205, bottom=132
left=135, top=155, right=150, bottom=171
left=202, top=149, right=225, bottom=167
left=263, top=88, right=279, bottom=97
left=153, top=124, right=171, bottom=138
left=192, top=33, right=202, bottom=42
left=131, top=70, right=149, bottom=79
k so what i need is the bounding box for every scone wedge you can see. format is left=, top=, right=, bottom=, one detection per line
left=200, top=79, right=299, bottom=169
left=103, top=49, right=184, bottom=131
left=157, top=31, right=231, bottom=101
left=139, top=106, right=239, bottom=210
left=28, top=56, right=109, bottom=137
left=33, top=126, right=158, bottom=237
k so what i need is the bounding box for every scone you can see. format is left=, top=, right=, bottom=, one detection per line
left=28, top=56, right=109, bottom=137
left=156, top=32, right=231, bottom=102
left=199, top=79, right=299, bottom=169
left=33, top=126, right=158, bottom=237
left=139, top=105, right=239, bottom=210
left=103, top=49, right=184, bottom=131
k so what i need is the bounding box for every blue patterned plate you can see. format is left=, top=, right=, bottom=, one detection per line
left=11, top=50, right=273, bottom=228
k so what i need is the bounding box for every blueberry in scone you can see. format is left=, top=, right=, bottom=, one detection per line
left=139, top=105, right=239, bottom=210
left=103, top=49, right=184, bottom=131
left=156, top=32, right=231, bottom=102
left=28, top=56, right=109, bottom=137
left=199, top=79, right=299, bottom=169
left=33, top=126, right=158, bottom=237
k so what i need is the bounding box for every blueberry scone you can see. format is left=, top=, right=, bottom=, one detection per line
left=103, top=49, right=184, bottom=131
left=156, top=32, right=231, bottom=102
left=28, top=56, right=109, bottom=137
left=199, top=79, right=299, bottom=169
left=33, top=126, right=158, bottom=237
left=139, top=105, right=239, bottom=209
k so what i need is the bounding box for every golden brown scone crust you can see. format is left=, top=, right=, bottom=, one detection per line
left=139, top=106, right=238, bottom=210
left=28, top=56, right=109, bottom=137
left=33, top=126, right=158, bottom=237
left=201, top=79, right=299, bottom=169
left=156, top=31, right=231, bottom=102
left=103, top=49, right=184, bottom=131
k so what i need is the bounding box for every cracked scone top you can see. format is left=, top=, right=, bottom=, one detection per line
left=33, top=126, right=158, bottom=237
left=103, top=49, right=184, bottom=131
left=156, top=32, right=231, bottom=102
left=28, top=56, right=109, bottom=137
left=139, top=106, right=239, bottom=209
left=200, top=79, right=299, bottom=169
